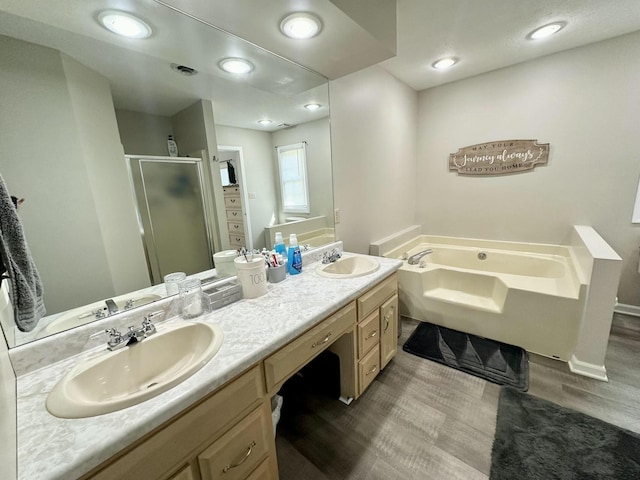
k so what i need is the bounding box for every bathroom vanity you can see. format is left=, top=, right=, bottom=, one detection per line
left=15, top=253, right=401, bottom=480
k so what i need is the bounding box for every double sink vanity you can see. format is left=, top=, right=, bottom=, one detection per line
left=15, top=247, right=402, bottom=480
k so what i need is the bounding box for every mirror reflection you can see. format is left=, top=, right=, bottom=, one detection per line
left=0, top=0, right=334, bottom=348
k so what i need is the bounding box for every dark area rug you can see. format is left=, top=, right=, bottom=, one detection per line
left=402, top=321, right=528, bottom=390
left=491, top=387, right=640, bottom=479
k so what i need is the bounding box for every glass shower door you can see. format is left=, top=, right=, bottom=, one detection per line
left=128, top=156, right=214, bottom=284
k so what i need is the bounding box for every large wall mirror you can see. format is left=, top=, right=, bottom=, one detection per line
left=0, top=0, right=334, bottom=348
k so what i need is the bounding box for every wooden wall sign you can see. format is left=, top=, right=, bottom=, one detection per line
left=449, top=139, right=549, bottom=175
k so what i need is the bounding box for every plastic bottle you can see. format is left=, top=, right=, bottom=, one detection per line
left=274, top=232, right=287, bottom=255
left=287, top=234, right=302, bottom=275
left=167, top=135, right=178, bottom=157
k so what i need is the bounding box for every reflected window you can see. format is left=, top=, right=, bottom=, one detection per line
left=277, top=143, right=310, bottom=214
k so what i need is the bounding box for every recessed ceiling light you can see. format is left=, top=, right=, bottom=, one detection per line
left=528, top=22, right=566, bottom=40
left=258, top=119, right=273, bottom=126
left=304, top=103, right=321, bottom=111
left=98, top=10, right=152, bottom=39
left=280, top=12, right=322, bottom=39
left=432, top=57, right=458, bottom=70
left=218, top=57, right=254, bottom=74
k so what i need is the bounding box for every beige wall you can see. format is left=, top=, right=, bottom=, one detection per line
left=115, top=109, right=174, bottom=156
left=416, top=31, right=640, bottom=305
left=62, top=55, right=149, bottom=297
left=0, top=36, right=114, bottom=315
left=330, top=65, right=418, bottom=254
left=272, top=118, right=333, bottom=225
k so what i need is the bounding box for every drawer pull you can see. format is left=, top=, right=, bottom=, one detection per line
left=312, top=332, right=332, bottom=348
left=222, top=440, right=256, bottom=473
left=366, top=330, right=378, bottom=340
left=366, top=365, right=378, bottom=376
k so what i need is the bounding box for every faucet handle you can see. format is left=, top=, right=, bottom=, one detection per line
left=105, top=327, right=124, bottom=349
left=141, top=317, right=157, bottom=336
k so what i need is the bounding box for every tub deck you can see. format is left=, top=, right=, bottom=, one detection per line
left=386, top=237, right=588, bottom=361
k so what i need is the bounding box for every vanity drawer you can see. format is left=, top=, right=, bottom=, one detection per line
left=357, top=273, right=397, bottom=321
left=226, top=209, right=243, bottom=221
left=264, top=302, right=356, bottom=393
left=229, top=234, right=246, bottom=248
left=358, top=344, right=380, bottom=395
left=357, top=310, right=379, bottom=358
left=224, top=196, right=242, bottom=209
left=198, top=403, right=271, bottom=480
left=228, top=221, right=245, bottom=235
left=246, top=456, right=278, bottom=480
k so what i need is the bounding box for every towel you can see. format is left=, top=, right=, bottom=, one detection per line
left=0, top=174, right=45, bottom=332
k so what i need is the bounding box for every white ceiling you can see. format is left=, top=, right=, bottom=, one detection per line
left=0, top=0, right=331, bottom=130
left=2, top=0, right=639, bottom=130
left=380, top=0, right=640, bottom=91
left=158, top=0, right=640, bottom=92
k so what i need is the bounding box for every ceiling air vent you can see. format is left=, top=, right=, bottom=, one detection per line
left=170, top=63, right=198, bottom=76
left=277, top=123, right=295, bottom=129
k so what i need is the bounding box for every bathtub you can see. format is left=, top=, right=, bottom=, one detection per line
left=385, top=235, right=588, bottom=361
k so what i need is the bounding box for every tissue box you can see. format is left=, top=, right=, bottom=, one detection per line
left=205, top=281, right=242, bottom=310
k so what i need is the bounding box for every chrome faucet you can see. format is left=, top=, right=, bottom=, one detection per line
left=105, top=316, right=157, bottom=351
left=407, top=249, right=433, bottom=265
left=322, top=248, right=342, bottom=264
left=105, top=298, right=119, bottom=316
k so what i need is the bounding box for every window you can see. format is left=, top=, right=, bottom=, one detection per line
left=277, top=142, right=310, bottom=213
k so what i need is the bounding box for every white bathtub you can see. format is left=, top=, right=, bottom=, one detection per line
left=386, top=236, right=588, bottom=361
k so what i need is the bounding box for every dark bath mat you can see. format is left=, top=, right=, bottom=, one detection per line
left=402, top=321, right=528, bottom=390
left=491, top=387, right=640, bottom=479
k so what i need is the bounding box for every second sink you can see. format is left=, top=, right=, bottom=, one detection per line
left=316, top=255, right=380, bottom=278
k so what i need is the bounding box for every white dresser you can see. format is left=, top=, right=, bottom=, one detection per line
left=223, top=185, right=245, bottom=248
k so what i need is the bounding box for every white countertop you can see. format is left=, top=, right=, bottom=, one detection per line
left=16, top=253, right=402, bottom=480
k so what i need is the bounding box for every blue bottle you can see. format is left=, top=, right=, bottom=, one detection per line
left=274, top=232, right=287, bottom=256
left=287, top=234, right=302, bottom=275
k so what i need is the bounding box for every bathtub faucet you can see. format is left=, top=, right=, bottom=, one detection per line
left=407, top=249, right=433, bottom=265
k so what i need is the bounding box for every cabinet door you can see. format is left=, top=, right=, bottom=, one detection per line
left=380, top=294, right=398, bottom=369
left=198, top=404, right=271, bottom=480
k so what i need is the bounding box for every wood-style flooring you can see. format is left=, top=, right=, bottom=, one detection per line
left=275, top=314, right=640, bottom=479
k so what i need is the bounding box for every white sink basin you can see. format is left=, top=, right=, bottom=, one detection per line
left=46, top=321, right=223, bottom=418
left=37, top=293, right=162, bottom=338
left=316, top=255, right=380, bottom=278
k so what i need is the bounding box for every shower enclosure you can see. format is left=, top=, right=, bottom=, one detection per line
left=126, top=155, right=215, bottom=284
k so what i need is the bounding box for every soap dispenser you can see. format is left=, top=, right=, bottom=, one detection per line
left=167, top=135, right=178, bottom=157
left=274, top=232, right=286, bottom=255
left=287, top=234, right=302, bottom=275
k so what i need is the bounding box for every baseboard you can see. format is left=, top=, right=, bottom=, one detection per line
left=568, top=355, right=608, bottom=382
left=614, top=303, right=640, bottom=318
